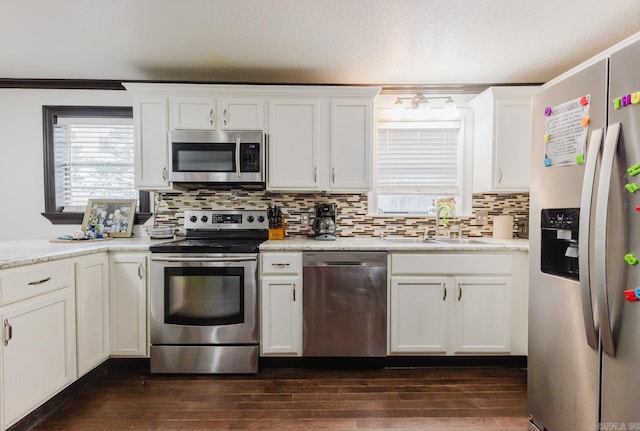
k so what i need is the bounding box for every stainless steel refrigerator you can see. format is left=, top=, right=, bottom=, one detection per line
left=529, top=38, right=640, bottom=431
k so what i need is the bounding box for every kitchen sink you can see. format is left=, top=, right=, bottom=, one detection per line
left=382, top=236, right=498, bottom=246
left=431, top=238, right=494, bottom=245
left=382, top=237, right=439, bottom=244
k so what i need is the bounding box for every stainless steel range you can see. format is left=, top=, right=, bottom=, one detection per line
left=149, top=209, right=268, bottom=374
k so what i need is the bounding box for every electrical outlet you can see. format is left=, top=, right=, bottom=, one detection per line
left=301, top=213, right=310, bottom=226
left=475, top=210, right=489, bottom=226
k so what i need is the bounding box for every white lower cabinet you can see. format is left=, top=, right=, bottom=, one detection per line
left=109, top=252, right=148, bottom=357
left=0, top=261, right=76, bottom=430
left=259, top=252, right=303, bottom=356
left=390, top=276, right=449, bottom=353
left=389, top=253, right=527, bottom=356
left=75, top=253, right=110, bottom=377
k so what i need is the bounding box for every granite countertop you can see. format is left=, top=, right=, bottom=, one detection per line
left=0, top=235, right=528, bottom=270
left=259, top=236, right=529, bottom=252
left=0, top=237, right=159, bottom=270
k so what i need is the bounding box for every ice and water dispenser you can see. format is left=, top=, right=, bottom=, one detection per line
left=540, top=208, right=580, bottom=281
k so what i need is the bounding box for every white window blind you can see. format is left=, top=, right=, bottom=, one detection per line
left=53, top=117, right=136, bottom=211
left=376, top=121, right=462, bottom=214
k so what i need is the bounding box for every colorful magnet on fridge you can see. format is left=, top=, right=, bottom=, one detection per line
left=635, top=287, right=640, bottom=299
left=544, top=134, right=550, bottom=143
left=581, top=117, right=590, bottom=127
left=635, top=204, right=640, bottom=212
left=544, top=107, right=553, bottom=116
left=576, top=154, right=585, bottom=165
left=625, top=183, right=639, bottom=193
left=625, top=254, right=639, bottom=265
left=628, top=164, right=640, bottom=176
left=580, top=96, right=589, bottom=106
left=624, top=289, right=639, bottom=301
left=544, top=158, right=552, bottom=167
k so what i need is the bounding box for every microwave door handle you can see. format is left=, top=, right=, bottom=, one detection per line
left=595, top=122, right=622, bottom=357
left=236, top=137, right=241, bottom=178
left=578, top=128, right=604, bottom=350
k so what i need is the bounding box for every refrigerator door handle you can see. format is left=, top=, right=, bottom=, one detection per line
left=578, top=128, right=604, bottom=349
left=594, top=122, right=622, bottom=357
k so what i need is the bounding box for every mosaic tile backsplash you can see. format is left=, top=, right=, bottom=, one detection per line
left=152, top=190, right=529, bottom=239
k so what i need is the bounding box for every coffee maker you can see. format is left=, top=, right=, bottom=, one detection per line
left=312, top=203, right=337, bottom=240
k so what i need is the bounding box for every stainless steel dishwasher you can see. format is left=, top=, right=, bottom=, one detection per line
left=302, top=251, right=387, bottom=357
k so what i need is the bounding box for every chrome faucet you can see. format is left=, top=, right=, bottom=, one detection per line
left=434, top=205, right=450, bottom=238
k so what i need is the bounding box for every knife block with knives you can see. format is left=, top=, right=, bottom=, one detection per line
left=267, top=205, right=285, bottom=240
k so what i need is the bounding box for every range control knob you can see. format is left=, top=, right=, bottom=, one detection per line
left=189, top=215, right=197, bottom=223
left=247, top=215, right=255, bottom=222
left=257, top=215, right=265, bottom=223
left=200, top=215, right=208, bottom=223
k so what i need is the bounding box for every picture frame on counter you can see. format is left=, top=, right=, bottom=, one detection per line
left=81, top=199, right=136, bottom=237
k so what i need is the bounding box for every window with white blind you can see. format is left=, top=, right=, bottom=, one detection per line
left=372, top=117, right=471, bottom=215
left=53, top=117, right=136, bottom=211
left=42, top=106, right=150, bottom=225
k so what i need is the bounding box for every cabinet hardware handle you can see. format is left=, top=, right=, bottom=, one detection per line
left=314, top=167, right=317, bottom=182
left=3, top=319, right=12, bottom=346
left=162, top=167, right=168, bottom=181
left=332, top=168, right=335, bottom=183
left=442, top=283, right=447, bottom=301
left=209, top=109, right=214, bottom=126
left=498, top=167, right=503, bottom=184
left=138, top=264, right=144, bottom=280
left=292, top=283, right=296, bottom=302
left=27, top=277, right=51, bottom=286
left=223, top=108, right=228, bottom=126
left=458, top=283, right=463, bottom=301
left=272, top=263, right=290, bottom=268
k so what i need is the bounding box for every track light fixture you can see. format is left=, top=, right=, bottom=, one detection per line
left=393, top=94, right=457, bottom=112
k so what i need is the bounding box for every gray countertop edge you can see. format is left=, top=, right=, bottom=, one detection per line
left=0, top=236, right=529, bottom=270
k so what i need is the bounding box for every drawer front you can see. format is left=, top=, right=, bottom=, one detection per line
left=0, top=261, right=74, bottom=305
left=261, top=252, right=302, bottom=275
left=391, top=253, right=511, bottom=275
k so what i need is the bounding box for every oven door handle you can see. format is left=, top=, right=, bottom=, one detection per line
left=150, top=256, right=256, bottom=263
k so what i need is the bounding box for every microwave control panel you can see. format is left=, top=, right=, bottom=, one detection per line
left=240, top=143, right=261, bottom=172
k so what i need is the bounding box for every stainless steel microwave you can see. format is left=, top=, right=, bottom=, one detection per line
left=169, top=130, right=265, bottom=186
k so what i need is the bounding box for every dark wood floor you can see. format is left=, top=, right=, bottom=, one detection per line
left=21, top=360, right=528, bottom=430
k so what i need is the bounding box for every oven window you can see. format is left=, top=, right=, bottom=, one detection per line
left=172, top=143, right=236, bottom=172
left=164, top=267, right=244, bottom=326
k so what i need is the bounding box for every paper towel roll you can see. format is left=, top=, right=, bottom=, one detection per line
left=493, top=215, right=514, bottom=239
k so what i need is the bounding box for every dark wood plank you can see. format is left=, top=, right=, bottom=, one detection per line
left=17, top=360, right=528, bottom=431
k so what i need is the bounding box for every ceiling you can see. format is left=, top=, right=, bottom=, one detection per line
left=3, top=0, right=640, bottom=88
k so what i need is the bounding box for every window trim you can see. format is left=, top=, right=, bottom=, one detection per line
left=41, top=105, right=151, bottom=225
left=368, top=107, right=473, bottom=216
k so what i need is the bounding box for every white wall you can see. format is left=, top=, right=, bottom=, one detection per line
left=0, top=88, right=133, bottom=240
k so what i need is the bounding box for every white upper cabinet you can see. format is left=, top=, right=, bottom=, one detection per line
left=123, top=83, right=380, bottom=192
left=329, top=99, right=372, bottom=191
left=127, top=91, right=171, bottom=191
left=220, top=97, right=265, bottom=130
left=170, top=95, right=217, bottom=130
left=267, top=99, right=321, bottom=190
left=170, top=96, right=265, bottom=131
left=266, top=93, right=378, bottom=192
left=469, top=86, right=539, bottom=192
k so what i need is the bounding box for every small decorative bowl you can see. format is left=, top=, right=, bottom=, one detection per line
left=144, top=225, right=176, bottom=239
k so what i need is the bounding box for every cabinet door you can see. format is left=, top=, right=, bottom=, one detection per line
left=452, top=276, right=511, bottom=353
left=170, top=95, right=217, bottom=130
left=260, top=276, right=302, bottom=356
left=76, top=254, right=110, bottom=377
left=267, top=99, right=320, bottom=190
left=493, top=99, right=532, bottom=190
left=132, top=95, right=171, bottom=190
left=330, top=99, right=372, bottom=191
left=110, top=253, right=148, bottom=357
left=220, top=98, right=264, bottom=130
left=1, top=288, right=76, bottom=429
left=389, top=276, right=450, bottom=354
